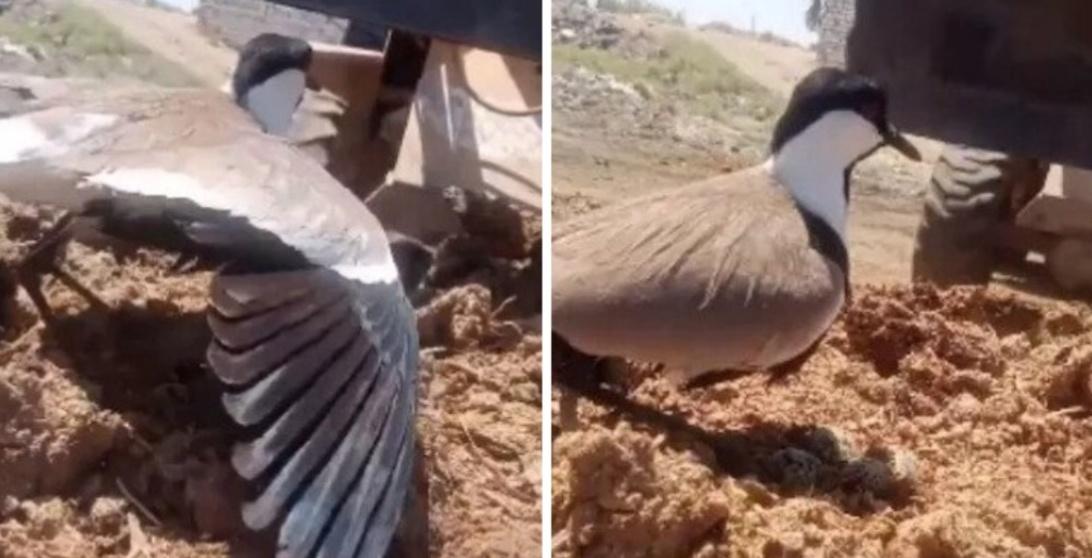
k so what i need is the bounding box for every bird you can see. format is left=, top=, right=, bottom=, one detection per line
left=0, top=33, right=418, bottom=558
left=553, top=67, right=921, bottom=386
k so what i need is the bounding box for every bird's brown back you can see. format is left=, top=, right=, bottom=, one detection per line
left=553, top=165, right=845, bottom=371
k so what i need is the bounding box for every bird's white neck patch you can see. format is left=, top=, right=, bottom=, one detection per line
left=243, top=69, right=306, bottom=136
left=0, top=112, right=118, bottom=163
left=770, top=110, right=881, bottom=238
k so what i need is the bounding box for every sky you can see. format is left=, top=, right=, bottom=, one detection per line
left=157, top=0, right=199, bottom=12
left=637, top=0, right=818, bottom=46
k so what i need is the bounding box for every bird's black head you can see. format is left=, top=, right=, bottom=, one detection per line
left=232, top=33, right=312, bottom=134
left=770, top=67, right=920, bottom=161
left=233, top=33, right=312, bottom=102
left=387, top=233, right=435, bottom=299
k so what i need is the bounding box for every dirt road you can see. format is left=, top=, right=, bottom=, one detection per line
left=75, top=0, right=235, bottom=88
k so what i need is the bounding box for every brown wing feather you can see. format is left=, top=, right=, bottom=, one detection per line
left=553, top=166, right=843, bottom=371
left=554, top=167, right=823, bottom=307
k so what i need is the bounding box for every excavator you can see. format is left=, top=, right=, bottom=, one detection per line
left=827, top=0, right=1092, bottom=292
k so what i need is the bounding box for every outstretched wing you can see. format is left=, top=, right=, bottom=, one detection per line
left=0, top=83, right=419, bottom=557
left=207, top=267, right=418, bottom=558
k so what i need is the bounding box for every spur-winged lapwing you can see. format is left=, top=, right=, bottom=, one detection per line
left=553, top=67, right=921, bottom=385
left=0, top=33, right=417, bottom=558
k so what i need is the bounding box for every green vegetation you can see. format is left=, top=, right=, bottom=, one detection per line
left=555, top=31, right=781, bottom=123
left=0, top=2, right=198, bottom=86
left=0, top=3, right=133, bottom=57
left=597, top=0, right=684, bottom=24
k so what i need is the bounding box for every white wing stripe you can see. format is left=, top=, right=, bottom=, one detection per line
left=83, top=167, right=400, bottom=284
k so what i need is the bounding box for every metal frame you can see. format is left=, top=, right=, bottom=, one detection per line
left=846, top=0, right=1092, bottom=169
left=267, top=0, right=541, bottom=60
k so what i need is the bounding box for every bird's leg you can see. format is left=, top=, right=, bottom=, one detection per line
left=665, top=365, right=708, bottom=389
left=557, top=356, right=614, bottom=429
left=556, top=353, right=625, bottom=430
left=766, top=338, right=823, bottom=384
left=558, top=388, right=580, bottom=431
left=169, top=253, right=202, bottom=273
left=16, top=213, right=75, bottom=324
left=553, top=334, right=606, bottom=431
left=16, top=213, right=107, bottom=325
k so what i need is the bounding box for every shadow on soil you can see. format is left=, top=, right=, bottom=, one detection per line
left=26, top=300, right=429, bottom=557
left=554, top=336, right=911, bottom=516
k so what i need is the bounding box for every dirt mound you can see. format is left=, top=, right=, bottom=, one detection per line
left=0, top=197, right=541, bottom=556
left=552, top=0, right=623, bottom=50
left=554, top=66, right=647, bottom=121
left=553, top=284, right=1092, bottom=557
left=417, top=283, right=542, bottom=556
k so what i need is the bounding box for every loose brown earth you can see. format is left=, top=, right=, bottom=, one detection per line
left=553, top=284, right=1092, bottom=557
left=553, top=9, right=1092, bottom=558
left=0, top=197, right=542, bottom=557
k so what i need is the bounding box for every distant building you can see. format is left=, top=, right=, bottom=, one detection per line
left=817, top=0, right=855, bottom=67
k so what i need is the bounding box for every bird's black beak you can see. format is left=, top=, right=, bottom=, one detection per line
left=883, top=125, right=922, bottom=161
